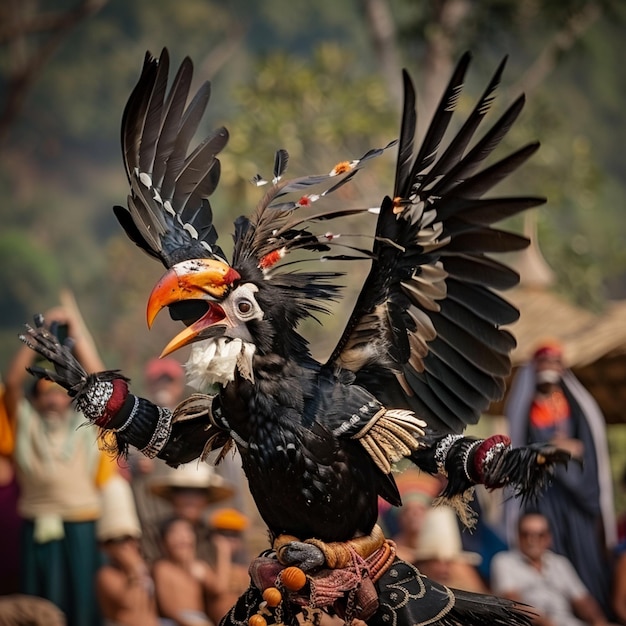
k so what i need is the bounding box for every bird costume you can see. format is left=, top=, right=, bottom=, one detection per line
left=22, top=49, right=569, bottom=626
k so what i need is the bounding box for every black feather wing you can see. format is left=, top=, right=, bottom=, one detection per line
left=327, top=54, right=544, bottom=433
left=115, top=48, right=227, bottom=268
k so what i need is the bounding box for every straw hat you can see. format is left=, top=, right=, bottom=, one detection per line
left=97, top=476, right=142, bottom=542
left=411, top=505, right=481, bottom=565
left=149, top=461, right=234, bottom=503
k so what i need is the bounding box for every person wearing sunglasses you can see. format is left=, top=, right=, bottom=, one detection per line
left=490, top=511, right=615, bottom=626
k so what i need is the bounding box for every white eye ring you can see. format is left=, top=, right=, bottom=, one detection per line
left=237, top=300, right=253, bottom=314
left=228, top=283, right=262, bottom=322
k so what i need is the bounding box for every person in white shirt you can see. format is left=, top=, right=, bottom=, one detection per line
left=491, top=511, right=613, bottom=626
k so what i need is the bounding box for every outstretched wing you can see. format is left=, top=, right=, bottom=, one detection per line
left=327, top=53, right=544, bottom=433
left=114, top=48, right=228, bottom=267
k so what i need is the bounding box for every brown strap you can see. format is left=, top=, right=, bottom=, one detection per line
left=304, top=524, right=386, bottom=569
left=367, top=539, right=397, bottom=582
left=272, top=525, right=387, bottom=570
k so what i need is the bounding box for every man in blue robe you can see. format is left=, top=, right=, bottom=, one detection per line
left=504, top=341, right=616, bottom=615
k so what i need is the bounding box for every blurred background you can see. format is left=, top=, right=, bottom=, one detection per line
left=1, top=0, right=626, bottom=505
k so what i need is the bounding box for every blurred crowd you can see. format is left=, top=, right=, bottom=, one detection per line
left=0, top=304, right=254, bottom=626
left=0, top=303, right=625, bottom=626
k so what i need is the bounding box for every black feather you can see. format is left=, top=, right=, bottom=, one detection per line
left=406, top=52, right=472, bottom=190
left=420, top=56, right=508, bottom=191
left=138, top=49, right=170, bottom=175
left=161, top=81, right=212, bottom=202
left=393, top=70, right=417, bottom=198
left=273, top=149, right=289, bottom=181
left=429, top=95, right=526, bottom=199
left=152, top=57, right=194, bottom=188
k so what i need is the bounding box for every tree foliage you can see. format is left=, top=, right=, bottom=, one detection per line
left=0, top=0, right=625, bottom=376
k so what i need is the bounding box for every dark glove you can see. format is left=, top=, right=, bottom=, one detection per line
left=480, top=439, right=572, bottom=500
left=20, top=314, right=90, bottom=394
left=20, top=315, right=130, bottom=424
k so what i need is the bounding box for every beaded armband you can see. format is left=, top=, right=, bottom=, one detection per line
left=461, top=439, right=482, bottom=481
left=434, top=434, right=463, bottom=476
left=75, top=378, right=129, bottom=428
left=140, top=406, right=173, bottom=458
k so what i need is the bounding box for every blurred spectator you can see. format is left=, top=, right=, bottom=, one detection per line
left=3, top=302, right=117, bottom=626
left=491, top=511, right=613, bottom=626
left=143, top=358, right=187, bottom=409
left=384, top=468, right=441, bottom=561
left=386, top=468, right=489, bottom=592
left=0, top=594, right=66, bottom=625
left=127, top=357, right=187, bottom=564
left=504, top=340, right=615, bottom=614
left=96, top=476, right=160, bottom=626
left=411, top=505, right=489, bottom=593
left=149, top=461, right=234, bottom=564
left=616, top=465, right=626, bottom=546
left=207, top=508, right=251, bottom=619
left=0, top=381, right=21, bottom=595
left=153, top=516, right=232, bottom=626
left=456, top=488, right=508, bottom=585
left=612, top=546, right=626, bottom=624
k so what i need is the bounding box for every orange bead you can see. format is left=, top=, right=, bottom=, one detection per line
left=281, top=566, right=307, bottom=591
left=262, top=587, right=282, bottom=607
left=248, top=614, right=267, bottom=626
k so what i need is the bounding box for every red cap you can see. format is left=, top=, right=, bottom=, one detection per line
left=144, top=357, right=185, bottom=382
left=533, top=340, right=563, bottom=361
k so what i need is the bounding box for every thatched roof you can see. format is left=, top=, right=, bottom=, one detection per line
left=506, top=289, right=626, bottom=369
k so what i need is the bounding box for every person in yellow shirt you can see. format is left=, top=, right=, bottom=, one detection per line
left=3, top=300, right=118, bottom=626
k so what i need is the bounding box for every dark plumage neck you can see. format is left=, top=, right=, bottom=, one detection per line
left=220, top=353, right=317, bottom=443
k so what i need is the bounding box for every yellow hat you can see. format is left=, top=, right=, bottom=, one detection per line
left=209, top=508, right=249, bottom=532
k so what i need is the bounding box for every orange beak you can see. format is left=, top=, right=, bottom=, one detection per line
left=147, top=258, right=240, bottom=356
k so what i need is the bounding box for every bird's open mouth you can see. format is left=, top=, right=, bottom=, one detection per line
left=158, top=302, right=229, bottom=356
left=167, top=300, right=227, bottom=328
left=146, top=258, right=240, bottom=356
left=167, top=300, right=212, bottom=325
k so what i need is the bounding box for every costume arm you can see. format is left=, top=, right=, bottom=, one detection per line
left=5, top=302, right=103, bottom=421
left=82, top=388, right=219, bottom=466
left=19, top=316, right=230, bottom=467
left=410, top=430, right=570, bottom=516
